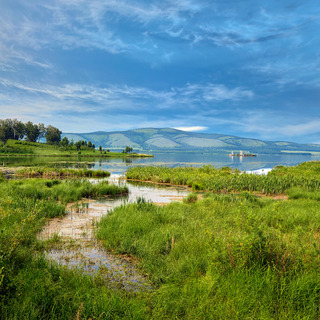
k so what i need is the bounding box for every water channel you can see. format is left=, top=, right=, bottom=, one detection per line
left=38, top=175, right=190, bottom=291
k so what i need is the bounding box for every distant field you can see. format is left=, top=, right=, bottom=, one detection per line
left=0, top=140, right=152, bottom=158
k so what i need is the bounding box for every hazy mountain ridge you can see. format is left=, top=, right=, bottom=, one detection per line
left=62, top=128, right=320, bottom=153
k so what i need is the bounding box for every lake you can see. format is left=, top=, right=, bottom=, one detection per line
left=1, top=151, right=320, bottom=174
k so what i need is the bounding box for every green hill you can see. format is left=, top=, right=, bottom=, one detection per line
left=62, top=128, right=320, bottom=154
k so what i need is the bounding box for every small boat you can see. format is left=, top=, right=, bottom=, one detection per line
left=228, top=151, right=257, bottom=157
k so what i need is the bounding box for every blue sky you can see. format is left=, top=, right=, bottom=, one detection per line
left=0, top=0, right=319, bottom=143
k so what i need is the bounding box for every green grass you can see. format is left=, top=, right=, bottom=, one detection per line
left=16, top=167, right=110, bottom=178
left=0, top=176, right=143, bottom=319
left=97, top=193, right=320, bottom=319
left=126, top=161, right=320, bottom=194
left=2, top=161, right=320, bottom=318
left=0, top=139, right=153, bottom=158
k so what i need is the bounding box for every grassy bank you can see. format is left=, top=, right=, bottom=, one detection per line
left=126, top=161, right=320, bottom=194
left=0, top=175, right=146, bottom=319
left=0, top=139, right=152, bottom=158
left=2, top=161, right=320, bottom=319
left=98, top=192, right=320, bottom=318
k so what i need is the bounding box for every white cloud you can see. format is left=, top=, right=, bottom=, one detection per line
left=174, top=126, right=208, bottom=132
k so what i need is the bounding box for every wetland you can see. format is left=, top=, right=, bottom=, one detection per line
left=1, top=154, right=320, bottom=319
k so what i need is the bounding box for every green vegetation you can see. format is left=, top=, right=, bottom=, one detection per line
left=98, top=191, right=320, bottom=318
left=126, top=162, right=320, bottom=194
left=2, top=160, right=320, bottom=318
left=0, top=175, right=143, bottom=319
left=16, top=167, right=110, bottom=178
left=0, top=118, right=47, bottom=146
left=0, top=139, right=152, bottom=158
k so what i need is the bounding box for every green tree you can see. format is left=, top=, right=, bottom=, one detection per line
left=60, top=137, right=69, bottom=148
left=75, top=141, right=82, bottom=151
left=24, top=121, right=40, bottom=142
left=88, top=141, right=93, bottom=148
left=125, top=146, right=133, bottom=153
left=45, top=125, right=62, bottom=145
left=12, top=119, right=25, bottom=140
left=0, top=119, right=14, bottom=148
left=38, top=123, right=46, bottom=142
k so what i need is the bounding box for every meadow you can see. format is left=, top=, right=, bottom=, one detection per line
left=0, top=139, right=152, bottom=158
left=1, top=161, right=320, bottom=319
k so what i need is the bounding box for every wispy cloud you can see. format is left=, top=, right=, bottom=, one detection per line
left=0, top=79, right=254, bottom=131
left=0, top=79, right=253, bottom=108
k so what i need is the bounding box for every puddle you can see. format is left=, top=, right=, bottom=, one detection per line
left=40, top=174, right=189, bottom=290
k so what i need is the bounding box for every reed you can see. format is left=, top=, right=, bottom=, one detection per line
left=126, top=162, right=320, bottom=194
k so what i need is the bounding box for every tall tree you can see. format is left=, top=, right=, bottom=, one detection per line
left=38, top=123, right=46, bottom=142
left=12, top=119, right=25, bottom=140
left=75, top=141, right=82, bottom=151
left=0, top=119, right=14, bottom=148
left=45, top=125, right=62, bottom=145
left=24, top=121, right=40, bottom=142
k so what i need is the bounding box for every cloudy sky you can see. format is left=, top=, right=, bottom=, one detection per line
left=0, top=0, right=319, bottom=143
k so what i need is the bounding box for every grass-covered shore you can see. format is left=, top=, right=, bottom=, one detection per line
left=126, top=161, right=320, bottom=195
left=0, top=172, right=142, bottom=319
left=0, top=139, right=152, bottom=158
left=1, top=161, right=320, bottom=318
left=96, top=161, right=320, bottom=318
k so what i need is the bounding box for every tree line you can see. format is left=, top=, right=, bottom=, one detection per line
left=0, top=118, right=62, bottom=147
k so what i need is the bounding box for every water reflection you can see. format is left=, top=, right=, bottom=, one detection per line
left=39, top=175, right=189, bottom=290
left=1, top=152, right=320, bottom=175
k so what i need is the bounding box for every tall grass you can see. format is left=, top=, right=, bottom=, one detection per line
left=98, top=193, right=320, bottom=318
left=16, top=166, right=110, bottom=178
left=126, top=162, right=320, bottom=194
left=4, top=178, right=128, bottom=203
left=0, top=176, right=144, bottom=319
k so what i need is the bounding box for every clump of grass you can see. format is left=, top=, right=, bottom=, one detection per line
left=16, top=167, right=110, bottom=178
left=183, top=192, right=198, bottom=203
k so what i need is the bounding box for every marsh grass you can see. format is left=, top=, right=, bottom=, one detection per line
left=126, top=161, right=320, bottom=194
left=2, top=161, right=320, bottom=319
left=98, top=192, right=320, bottom=318
left=0, top=176, right=141, bottom=319
left=16, top=166, right=110, bottom=178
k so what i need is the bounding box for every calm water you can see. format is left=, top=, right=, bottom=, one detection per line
left=1, top=152, right=320, bottom=174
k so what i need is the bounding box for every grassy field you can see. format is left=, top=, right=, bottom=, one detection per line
left=98, top=192, right=320, bottom=318
left=0, top=139, right=152, bottom=158
left=1, top=162, right=320, bottom=319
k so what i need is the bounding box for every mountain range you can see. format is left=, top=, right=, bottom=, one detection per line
left=62, top=128, right=320, bottom=154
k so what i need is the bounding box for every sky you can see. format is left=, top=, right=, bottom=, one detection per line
left=0, top=0, right=319, bottom=144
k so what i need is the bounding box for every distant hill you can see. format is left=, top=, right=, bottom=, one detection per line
left=62, top=128, right=320, bottom=154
